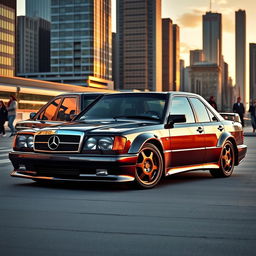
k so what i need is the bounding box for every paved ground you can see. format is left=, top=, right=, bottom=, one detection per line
left=0, top=134, right=255, bottom=255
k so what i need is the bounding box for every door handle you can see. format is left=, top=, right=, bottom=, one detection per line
left=218, top=125, right=224, bottom=131
left=197, top=127, right=204, bottom=133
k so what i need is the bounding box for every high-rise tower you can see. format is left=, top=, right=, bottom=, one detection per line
left=0, top=0, right=16, bottom=76
left=116, top=0, right=162, bottom=91
left=235, top=10, right=246, bottom=105
left=162, top=18, right=173, bottom=91
left=250, top=43, right=256, bottom=101
left=50, top=0, right=112, bottom=86
left=203, top=12, right=222, bottom=65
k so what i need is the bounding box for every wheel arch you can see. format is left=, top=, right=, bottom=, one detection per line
left=128, top=133, right=164, bottom=155
left=217, top=132, right=239, bottom=165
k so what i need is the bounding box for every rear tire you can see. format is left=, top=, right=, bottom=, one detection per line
left=210, top=141, right=235, bottom=178
left=134, top=143, right=163, bottom=189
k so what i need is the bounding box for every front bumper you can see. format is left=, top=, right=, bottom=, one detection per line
left=9, top=151, right=138, bottom=182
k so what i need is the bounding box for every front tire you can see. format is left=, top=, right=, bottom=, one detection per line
left=134, top=143, right=163, bottom=189
left=210, top=141, right=235, bottom=178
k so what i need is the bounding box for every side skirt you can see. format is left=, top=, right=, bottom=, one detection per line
left=165, top=163, right=219, bottom=176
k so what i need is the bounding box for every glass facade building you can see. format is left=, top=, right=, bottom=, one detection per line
left=17, top=16, right=51, bottom=73
left=50, top=0, right=112, bottom=86
left=116, top=0, right=162, bottom=91
left=203, top=12, right=222, bottom=66
left=235, top=10, right=246, bottom=105
left=0, top=0, right=16, bottom=76
left=25, top=0, right=50, bottom=21
left=250, top=43, right=256, bottom=101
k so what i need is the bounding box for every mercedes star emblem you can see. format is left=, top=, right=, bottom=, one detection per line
left=48, top=135, right=60, bottom=150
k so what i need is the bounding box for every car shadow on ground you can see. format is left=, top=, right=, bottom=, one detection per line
left=12, top=170, right=237, bottom=192
left=14, top=179, right=133, bottom=192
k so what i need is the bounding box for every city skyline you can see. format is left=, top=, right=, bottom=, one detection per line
left=17, top=0, right=256, bottom=91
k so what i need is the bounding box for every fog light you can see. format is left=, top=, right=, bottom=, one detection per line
left=19, top=164, right=26, bottom=171
left=96, top=169, right=108, bottom=176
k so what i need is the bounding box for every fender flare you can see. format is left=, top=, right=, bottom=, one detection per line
left=128, top=133, right=164, bottom=154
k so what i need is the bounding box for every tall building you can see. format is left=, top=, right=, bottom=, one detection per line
left=25, top=0, right=50, bottom=21
left=189, top=63, right=222, bottom=108
left=162, top=18, right=173, bottom=91
left=17, top=16, right=50, bottom=73
left=0, top=0, right=16, bottom=76
left=235, top=10, right=246, bottom=105
left=112, top=32, right=117, bottom=89
left=180, top=59, right=185, bottom=91
left=117, top=0, right=162, bottom=91
left=190, top=49, right=205, bottom=66
left=49, top=0, right=112, bottom=86
left=250, top=43, right=256, bottom=101
left=203, top=12, right=222, bottom=65
left=173, top=24, right=180, bottom=91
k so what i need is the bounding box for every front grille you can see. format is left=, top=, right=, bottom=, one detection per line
left=34, top=131, right=84, bottom=153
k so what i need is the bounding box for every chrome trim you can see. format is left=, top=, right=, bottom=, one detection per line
left=164, top=146, right=221, bottom=153
left=11, top=171, right=135, bottom=183
left=33, top=130, right=85, bottom=153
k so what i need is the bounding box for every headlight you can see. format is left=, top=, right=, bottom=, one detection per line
left=15, top=135, right=34, bottom=149
left=83, top=136, right=127, bottom=151
left=27, top=136, right=34, bottom=148
left=98, top=137, right=114, bottom=150
left=84, top=136, right=114, bottom=151
left=16, top=135, right=27, bottom=148
left=84, top=137, right=97, bottom=150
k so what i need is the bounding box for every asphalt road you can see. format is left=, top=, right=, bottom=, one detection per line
left=0, top=136, right=255, bottom=256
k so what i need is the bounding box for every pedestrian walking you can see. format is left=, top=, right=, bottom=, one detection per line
left=233, top=97, right=245, bottom=127
left=7, top=95, right=17, bottom=137
left=0, top=100, right=8, bottom=137
left=249, top=99, right=256, bottom=133
left=208, top=96, right=218, bottom=111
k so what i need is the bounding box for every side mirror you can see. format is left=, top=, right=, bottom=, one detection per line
left=165, top=114, right=186, bottom=129
left=30, top=112, right=37, bottom=119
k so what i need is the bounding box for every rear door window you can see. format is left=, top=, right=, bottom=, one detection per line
left=189, top=98, right=211, bottom=123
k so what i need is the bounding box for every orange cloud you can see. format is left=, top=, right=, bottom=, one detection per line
left=178, top=10, right=203, bottom=28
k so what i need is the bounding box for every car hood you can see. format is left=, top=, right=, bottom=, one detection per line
left=39, top=119, right=161, bottom=135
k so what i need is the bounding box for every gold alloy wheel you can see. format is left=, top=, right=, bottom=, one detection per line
left=135, top=143, right=163, bottom=188
left=210, top=141, right=235, bottom=178
left=221, top=143, right=234, bottom=174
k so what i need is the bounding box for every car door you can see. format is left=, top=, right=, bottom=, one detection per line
left=188, top=97, right=223, bottom=164
left=168, top=96, right=206, bottom=168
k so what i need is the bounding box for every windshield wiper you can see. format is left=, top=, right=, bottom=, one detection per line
left=113, top=115, right=160, bottom=121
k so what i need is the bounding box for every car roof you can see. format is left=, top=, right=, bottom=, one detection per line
left=56, top=92, right=106, bottom=97
left=100, top=91, right=199, bottom=97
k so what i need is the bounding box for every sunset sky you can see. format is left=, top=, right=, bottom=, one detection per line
left=17, top=0, right=256, bottom=86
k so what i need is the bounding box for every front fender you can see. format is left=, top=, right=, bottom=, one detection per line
left=128, top=133, right=162, bottom=154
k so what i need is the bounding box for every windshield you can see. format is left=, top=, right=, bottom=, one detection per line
left=78, top=94, right=167, bottom=121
